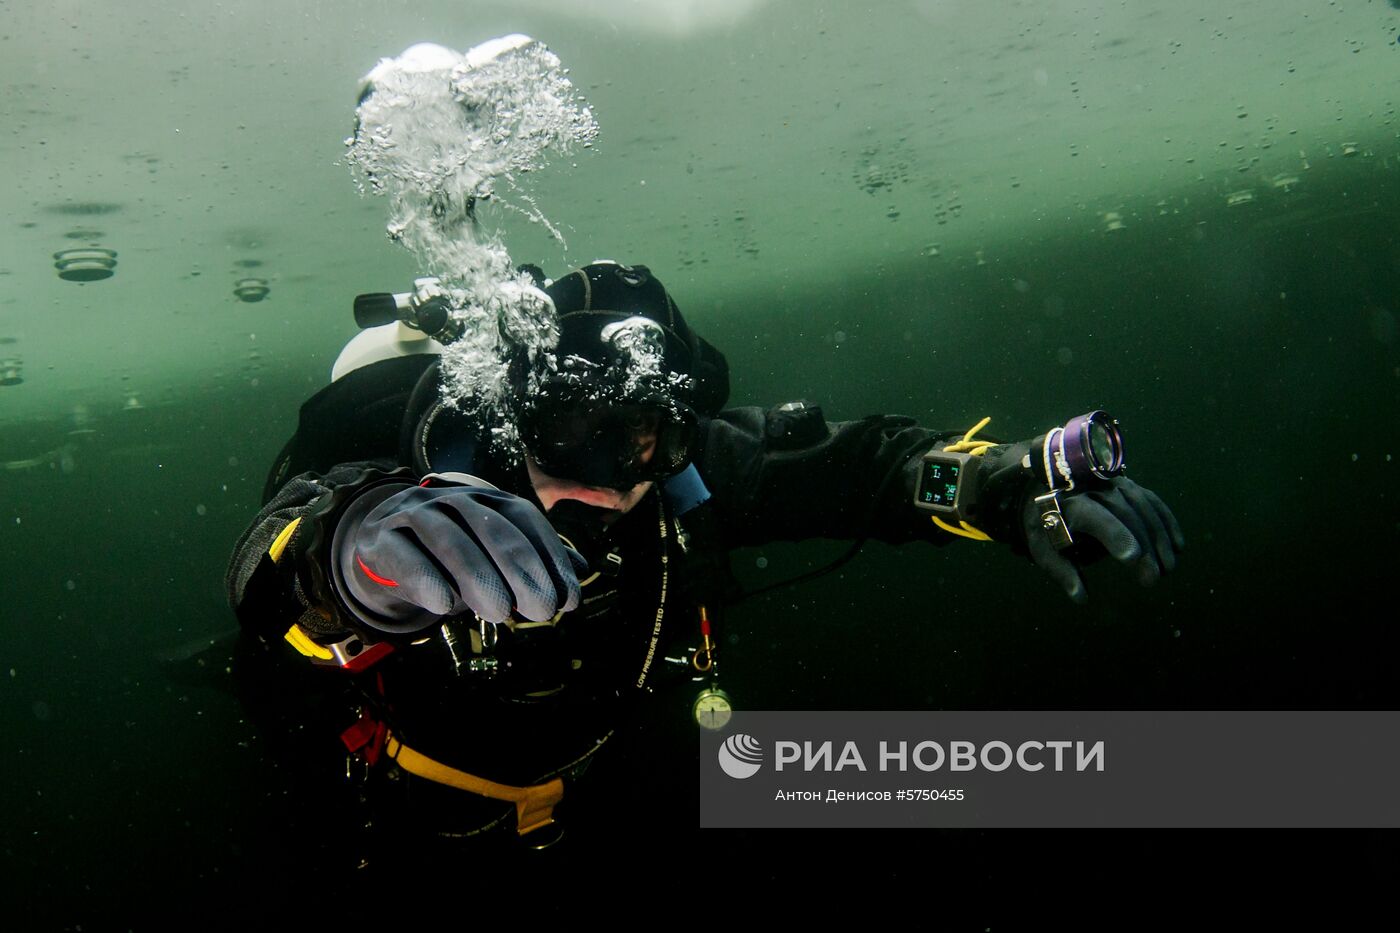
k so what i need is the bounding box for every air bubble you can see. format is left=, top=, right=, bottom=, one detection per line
left=53, top=247, right=117, bottom=282
left=234, top=277, right=270, bottom=302
left=347, top=37, right=600, bottom=460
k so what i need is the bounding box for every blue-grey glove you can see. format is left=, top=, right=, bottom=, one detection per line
left=1022, top=477, right=1184, bottom=603
left=331, top=481, right=586, bottom=633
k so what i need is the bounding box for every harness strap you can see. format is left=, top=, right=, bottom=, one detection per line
left=383, top=734, right=565, bottom=837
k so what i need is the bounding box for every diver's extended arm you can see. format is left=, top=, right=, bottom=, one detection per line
left=694, top=404, right=1183, bottom=601
left=694, top=404, right=963, bottom=547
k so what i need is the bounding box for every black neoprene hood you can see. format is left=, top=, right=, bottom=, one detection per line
left=540, top=261, right=728, bottom=417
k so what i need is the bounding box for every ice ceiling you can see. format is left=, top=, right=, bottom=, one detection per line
left=1, top=0, right=1396, bottom=425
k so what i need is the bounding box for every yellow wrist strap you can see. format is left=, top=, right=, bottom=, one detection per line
left=930, top=417, right=995, bottom=542
left=930, top=516, right=994, bottom=542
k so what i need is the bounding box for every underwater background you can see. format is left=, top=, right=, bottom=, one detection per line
left=2, top=0, right=1397, bottom=923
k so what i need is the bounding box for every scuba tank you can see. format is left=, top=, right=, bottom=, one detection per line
left=330, top=277, right=453, bottom=382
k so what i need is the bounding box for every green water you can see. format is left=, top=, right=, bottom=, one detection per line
left=6, top=168, right=1397, bottom=919
left=3, top=0, right=1399, bottom=923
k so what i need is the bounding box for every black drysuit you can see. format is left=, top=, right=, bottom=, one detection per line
left=225, top=354, right=982, bottom=843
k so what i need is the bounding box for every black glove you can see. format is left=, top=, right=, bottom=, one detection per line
left=967, top=439, right=1183, bottom=603
left=1021, top=477, right=1184, bottom=603
left=330, top=481, right=587, bottom=633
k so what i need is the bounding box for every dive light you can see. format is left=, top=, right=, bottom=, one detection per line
left=1039, top=410, right=1125, bottom=490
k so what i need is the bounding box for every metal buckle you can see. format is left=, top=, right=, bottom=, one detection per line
left=442, top=618, right=502, bottom=679
left=346, top=753, right=371, bottom=786
left=1034, top=490, right=1075, bottom=550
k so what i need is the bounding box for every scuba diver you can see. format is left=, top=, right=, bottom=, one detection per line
left=225, top=260, right=1183, bottom=857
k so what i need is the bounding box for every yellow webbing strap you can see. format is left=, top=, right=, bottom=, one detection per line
left=931, top=516, right=994, bottom=542
left=931, top=416, right=995, bottom=542
left=268, top=517, right=302, bottom=563
left=385, top=734, right=565, bottom=836
left=284, top=624, right=333, bottom=660
left=942, top=416, right=995, bottom=456
left=268, top=519, right=336, bottom=659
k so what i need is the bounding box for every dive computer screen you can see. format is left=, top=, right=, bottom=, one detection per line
left=917, top=459, right=960, bottom=510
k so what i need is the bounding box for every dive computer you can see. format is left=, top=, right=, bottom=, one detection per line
left=913, top=449, right=979, bottom=523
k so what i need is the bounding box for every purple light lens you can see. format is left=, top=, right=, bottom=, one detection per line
left=1062, top=410, right=1124, bottom=481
